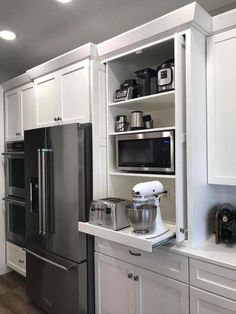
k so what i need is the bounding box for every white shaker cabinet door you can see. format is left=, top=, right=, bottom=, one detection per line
left=135, top=266, right=189, bottom=314
left=34, top=72, right=60, bottom=127
left=95, top=253, right=135, bottom=314
left=207, top=28, right=236, bottom=185
left=5, top=89, right=22, bottom=141
left=190, top=287, right=236, bottom=314
left=58, top=59, right=90, bottom=124
left=21, top=83, right=36, bottom=131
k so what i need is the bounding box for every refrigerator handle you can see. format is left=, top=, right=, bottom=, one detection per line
left=41, top=149, right=53, bottom=236
left=38, top=149, right=43, bottom=235
left=24, top=248, right=76, bottom=271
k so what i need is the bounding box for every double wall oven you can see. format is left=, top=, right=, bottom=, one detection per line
left=2, top=141, right=26, bottom=246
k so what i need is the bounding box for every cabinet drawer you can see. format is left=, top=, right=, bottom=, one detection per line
left=95, top=238, right=188, bottom=283
left=190, top=258, right=236, bottom=300
left=6, top=241, right=26, bottom=277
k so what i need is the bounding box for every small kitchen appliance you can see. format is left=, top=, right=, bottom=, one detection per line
left=126, top=181, right=169, bottom=237
left=89, top=198, right=132, bottom=230
left=143, top=114, right=153, bottom=129
left=135, top=68, right=157, bottom=96
left=130, top=111, right=144, bottom=130
left=215, top=203, right=236, bottom=244
left=115, top=115, right=129, bottom=132
left=157, top=59, right=175, bottom=93
left=116, top=130, right=175, bottom=173
left=114, top=80, right=138, bottom=102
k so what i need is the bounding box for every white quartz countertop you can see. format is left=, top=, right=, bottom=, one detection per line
left=163, top=236, right=236, bottom=270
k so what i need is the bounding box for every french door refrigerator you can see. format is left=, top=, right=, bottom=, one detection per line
left=24, top=123, right=94, bottom=314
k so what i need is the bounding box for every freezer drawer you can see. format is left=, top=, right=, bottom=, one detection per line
left=26, top=247, right=87, bottom=314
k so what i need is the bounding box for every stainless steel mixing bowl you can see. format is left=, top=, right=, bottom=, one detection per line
left=126, top=204, right=157, bottom=233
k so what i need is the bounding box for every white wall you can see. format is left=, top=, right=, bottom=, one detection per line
left=0, top=86, right=7, bottom=274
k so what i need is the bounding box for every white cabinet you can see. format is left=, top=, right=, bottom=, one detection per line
left=207, top=28, right=236, bottom=185
left=5, top=83, right=36, bottom=141
left=34, top=59, right=91, bottom=128
left=190, top=287, right=236, bottom=314
left=6, top=241, right=26, bottom=277
left=95, top=252, right=189, bottom=314
left=20, top=83, right=35, bottom=131
left=5, top=89, right=22, bottom=141
left=135, top=266, right=189, bottom=314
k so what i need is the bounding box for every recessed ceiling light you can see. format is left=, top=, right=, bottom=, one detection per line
left=56, top=0, right=72, bottom=3
left=0, top=30, right=16, bottom=41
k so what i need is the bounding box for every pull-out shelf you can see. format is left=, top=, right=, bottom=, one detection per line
left=78, top=222, right=176, bottom=252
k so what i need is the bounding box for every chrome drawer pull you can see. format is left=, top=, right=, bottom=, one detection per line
left=129, top=250, right=141, bottom=257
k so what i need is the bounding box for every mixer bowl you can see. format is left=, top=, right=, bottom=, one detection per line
left=126, top=204, right=157, bottom=233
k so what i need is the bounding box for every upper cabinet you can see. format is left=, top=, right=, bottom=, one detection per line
left=5, top=83, right=35, bottom=142
left=34, top=59, right=90, bottom=127
left=5, top=89, right=22, bottom=141
left=207, top=28, right=236, bottom=185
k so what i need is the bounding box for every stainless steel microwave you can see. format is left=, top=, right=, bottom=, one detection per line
left=116, top=130, right=175, bottom=174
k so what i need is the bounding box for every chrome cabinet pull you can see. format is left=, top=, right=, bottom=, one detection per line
left=128, top=273, right=133, bottom=279
left=129, top=250, right=141, bottom=257
left=18, top=259, right=24, bottom=263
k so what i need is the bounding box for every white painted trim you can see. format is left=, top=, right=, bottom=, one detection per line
left=1, top=73, right=32, bottom=92
left=211, top=8, right=236, bottom=35
left=27, top=42, right=97, bottom=80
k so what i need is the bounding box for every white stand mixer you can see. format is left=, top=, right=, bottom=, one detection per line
left=131, top=181, right=169, bottom=239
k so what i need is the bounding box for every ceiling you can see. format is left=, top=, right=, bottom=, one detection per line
left=0, top=0, right=236, bottom=82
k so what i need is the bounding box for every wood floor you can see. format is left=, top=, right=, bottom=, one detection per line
left=0, top=271, right=45, bottom=314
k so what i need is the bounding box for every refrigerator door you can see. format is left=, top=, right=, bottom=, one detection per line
left=47, top=123, right=92, bottom=263
left=26, top=247, right=88, bottom=314
left=25, top=128, right=48, bottom=250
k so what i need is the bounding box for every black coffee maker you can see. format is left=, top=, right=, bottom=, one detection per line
left=215, top=203, right=236, bottom=244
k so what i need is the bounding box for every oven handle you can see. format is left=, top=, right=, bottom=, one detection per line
left=2, top=152, right=24, bottom=156
left=38, top=149, right=43, bottom=235
left=3, top=197, right=25, bottom=206
left=24, top=248, right=76, bottom=271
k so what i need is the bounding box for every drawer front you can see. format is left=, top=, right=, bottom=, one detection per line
left=190, top=258, right=236, bottom=300
left=6, top=241, right=26, bottom=277
left=95, top=238, right=188, bottom=283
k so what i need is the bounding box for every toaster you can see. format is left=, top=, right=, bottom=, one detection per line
left=215, top=203, right=236, bottom=244
left=89, top=198, right=132, bottom=230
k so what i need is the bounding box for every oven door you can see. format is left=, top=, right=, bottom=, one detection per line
left=3, top=152, right=25, bottom=199
left=116, top=131, right=175, bottom=173
left=4, top=197, right=26, bottom=246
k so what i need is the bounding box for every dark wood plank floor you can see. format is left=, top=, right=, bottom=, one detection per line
left=0, top=271, right=45, bottom=314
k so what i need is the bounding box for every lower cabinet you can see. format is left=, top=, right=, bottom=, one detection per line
left=190, top=287, right=236, bottom=314
left=95, top=253, right=189, bottom=314
left=6, top=241, right=26, bottom=277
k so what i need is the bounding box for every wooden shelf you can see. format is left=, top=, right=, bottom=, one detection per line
left=109, top=90, right=175, bottom=111
left=110, top=171, right=176, bottom=179
left=109, top=126, right=175, bottom=136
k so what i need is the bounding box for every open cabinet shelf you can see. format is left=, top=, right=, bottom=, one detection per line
left=109, top=126, right=175, bottom=136
left=110, top=172, right=176, bottom=179
left=109, top=90, right=175, bottom=111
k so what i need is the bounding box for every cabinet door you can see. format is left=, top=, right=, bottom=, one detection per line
left=190, top=287, right=236, bottom=314
left=59, top=59, right=90, bottom=124
left=34, top=72, right=60, bottom=127
left=20, top=83, right=36, bottom=131
left=208, top=28, right=236, bottom=185
left=5, top=89, right=22, bottom=141
left=95, top=253, right=135, bottom=314
left=135, top=266, right=189, bottom=314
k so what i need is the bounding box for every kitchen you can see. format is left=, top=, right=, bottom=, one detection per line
left=0, top=0, right=236, bottom=313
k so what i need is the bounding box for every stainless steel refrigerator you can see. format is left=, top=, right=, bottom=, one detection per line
left=24, top=123, right=94, bottom=314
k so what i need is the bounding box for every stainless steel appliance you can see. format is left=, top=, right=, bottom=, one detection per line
left=116, top=130, right=175, bottom=173
left=114, top=80, right=138, bottom=102
left=24, top=124, right=94, bottom=314
left=4, top=196, right=26, bottom=246
left=89, top=198, right=131, bottom=230
left=143, top=114, right=153, bottom=129
left=115, top=115, right=129, bottom=132
left=157, top=59, right=175, bottom=93
left=130, top=111, right=144, bottom=130
left=2, top=141, right=25, bottom=199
